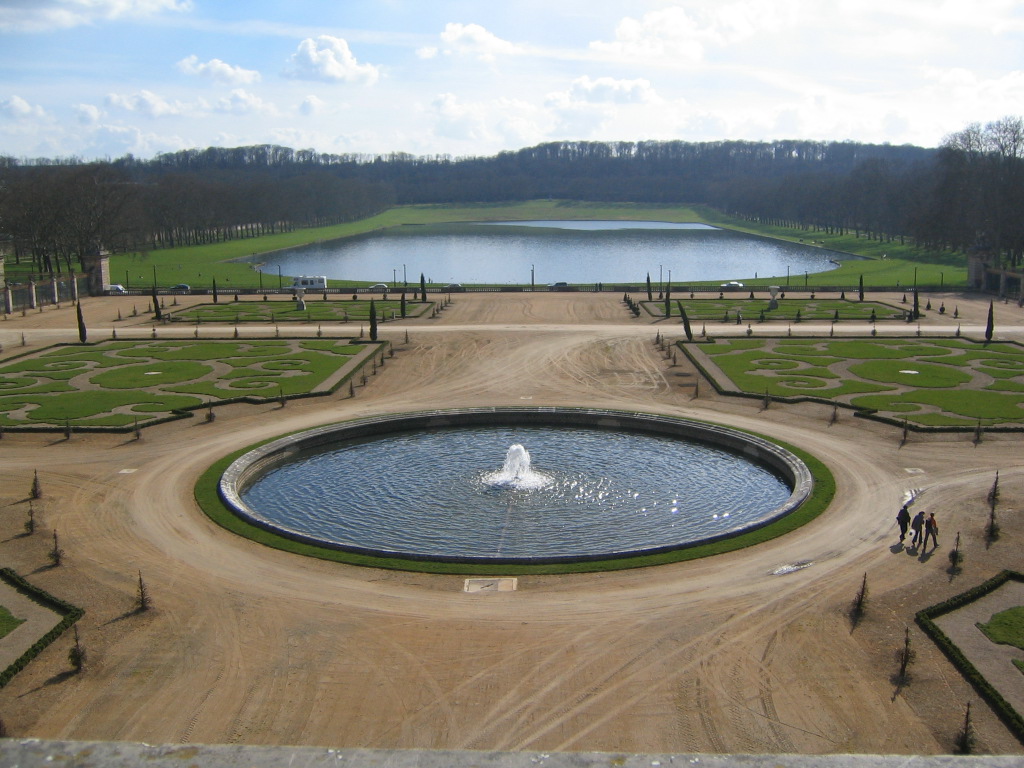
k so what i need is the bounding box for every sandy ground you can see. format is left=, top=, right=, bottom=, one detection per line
left=0, top=290, right=1022, bottom=755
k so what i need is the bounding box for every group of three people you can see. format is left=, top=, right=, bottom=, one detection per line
left=896, top=504, right=939, bottom=551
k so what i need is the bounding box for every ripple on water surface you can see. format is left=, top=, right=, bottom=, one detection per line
left=240, top=426, right=792, bottom=560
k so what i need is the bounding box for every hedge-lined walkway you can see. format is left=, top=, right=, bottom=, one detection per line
left=0, top=583, right=63, bottom=673
left=933, top=579, right=1024, bottom=737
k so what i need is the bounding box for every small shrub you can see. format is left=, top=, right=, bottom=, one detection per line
left=954, top=702, right=976, bottom=754
left=850, top=572, right=868, bottom=624
left=137, top=571, right=151, bottom=612
left=48, top=530, right=64, bottom=567
left=894, top=626, right=916, bottom=687
left=68, top=626, right=85, bottom=672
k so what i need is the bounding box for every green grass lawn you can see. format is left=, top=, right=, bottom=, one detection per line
left=977, top=606, right=1024, bottom=651
left=0, top=605, right=26, bottom=639
left=692, top=337, right=1024, bottom=427
left=170, top=298, right=425, bottom=324
left=0, top=339, right=372, bottom=428
left=102, top=201, right=968, bottom=292
left=646, top=296, right=908, bottom=322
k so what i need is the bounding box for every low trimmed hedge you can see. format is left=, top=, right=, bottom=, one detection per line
left=915, top=570, right=1024, bottom=745
left=0, top=568, right=84, bottom=689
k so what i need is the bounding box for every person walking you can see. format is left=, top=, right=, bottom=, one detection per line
left=896, top=504, right=911, bottom=542
left=922, top=512, right=939, bottom=551
left=910, top=510, right=926, bottom=548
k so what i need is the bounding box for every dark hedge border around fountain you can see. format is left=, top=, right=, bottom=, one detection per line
left=197, top=408, right=835, bottom=575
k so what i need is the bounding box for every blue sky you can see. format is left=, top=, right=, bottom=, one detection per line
left=1, top=0, right=1022, bottom=160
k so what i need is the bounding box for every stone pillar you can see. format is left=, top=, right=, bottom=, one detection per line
left=50, top=277, right=60, bottom=305
left=28, top=281, right=38, bottom=309
left=3, top=286, right=11, bottom=315
left=71, top=276, right=79, bottom=302
left=83, top=252, right=111, bottom=295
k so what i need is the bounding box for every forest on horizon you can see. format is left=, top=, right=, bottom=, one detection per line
left=1, top=116, right=1022, bottom=277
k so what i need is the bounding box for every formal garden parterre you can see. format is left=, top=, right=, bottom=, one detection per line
left=646, top=296, right=925, bottom=322
left=684, top=336, right=1024, bottom=428
left=167, top=297, right=428, bottom=324
left=0, top=338, right=378, bottom=429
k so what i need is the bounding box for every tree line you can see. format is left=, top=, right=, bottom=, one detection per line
left=1, top=116, right=1021, bottom=277
left=0, top=160, right=394, bottom=275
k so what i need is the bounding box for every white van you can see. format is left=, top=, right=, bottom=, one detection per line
left=291, top=276, right=328, bottom=290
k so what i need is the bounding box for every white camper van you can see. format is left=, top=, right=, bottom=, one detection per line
left=291, top=275, right=328, bottom=290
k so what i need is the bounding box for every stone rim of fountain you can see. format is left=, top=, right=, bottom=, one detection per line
left=218, top=408, right=815, bottom=565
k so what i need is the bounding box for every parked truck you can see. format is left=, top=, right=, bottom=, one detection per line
left=291, top=275, right=328, bottom=290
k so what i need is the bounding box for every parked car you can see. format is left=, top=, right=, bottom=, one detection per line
left=170, top=283, right=191, bottom=293
left=369, top=283, right=389, bottom=292
left=548, top=281, right=569, bottom=290
left=107, top=284, right=126, bottom=294
left=445, top=283, right=464, bottom=292
left=720, top=281, right=744, bottom=290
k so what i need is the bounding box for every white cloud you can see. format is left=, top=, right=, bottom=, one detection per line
left=588, top=2, right=797, bottom=65
left=416, top=46, right=439, bottom=60
left=283, top=36, right=380, bottom=85
left=565, top=76, right=658, bottom=105
left=429, top=92, right=545, bottom=146
left=106, top=89, right=187, bottom=117
left=177, top=55, right=260, bottom=85
left=0, top=95, right=46, bottom=119
left=74, top=103, right=102, bottom=124
left=0, top=0, right=191, bottom=33
left=298, top=95, right=325, bottom=116
left=437, top=22, right=523, bottom=62
left=215, top=88, right=275, bottom=115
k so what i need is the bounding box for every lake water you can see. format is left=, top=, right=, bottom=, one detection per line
left=250, top=221, right=850, bottom=286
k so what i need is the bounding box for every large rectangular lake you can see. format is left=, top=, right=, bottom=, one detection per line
left=248, top=221, right=853, bottom=286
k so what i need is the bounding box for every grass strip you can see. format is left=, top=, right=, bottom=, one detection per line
left=0, top=605, right=26, bottom=639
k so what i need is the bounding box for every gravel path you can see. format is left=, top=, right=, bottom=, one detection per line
left=0, top=290, right=1021, bottom=755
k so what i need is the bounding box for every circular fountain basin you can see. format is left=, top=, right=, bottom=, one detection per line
left=219, top=408, right=813, bottom=564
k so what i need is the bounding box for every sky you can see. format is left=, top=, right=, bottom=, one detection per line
left=1, top=0, right=1022, bottom=161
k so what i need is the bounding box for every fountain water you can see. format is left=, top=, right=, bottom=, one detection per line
left=220, top=409, right=814, bottom=564
left=483, top=444, right=551, bottom=490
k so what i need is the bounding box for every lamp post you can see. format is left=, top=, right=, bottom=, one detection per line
left=531, top=264, right=535, bottom=291
left=277, top=265, right=282, bottom=290
left=786, top=265, right=790, bottom=286
left=403, top=264, right=407, bottom=287
left=659, top=264, right=663, bottom=295
left=393, top=268, right=397, bottom=286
